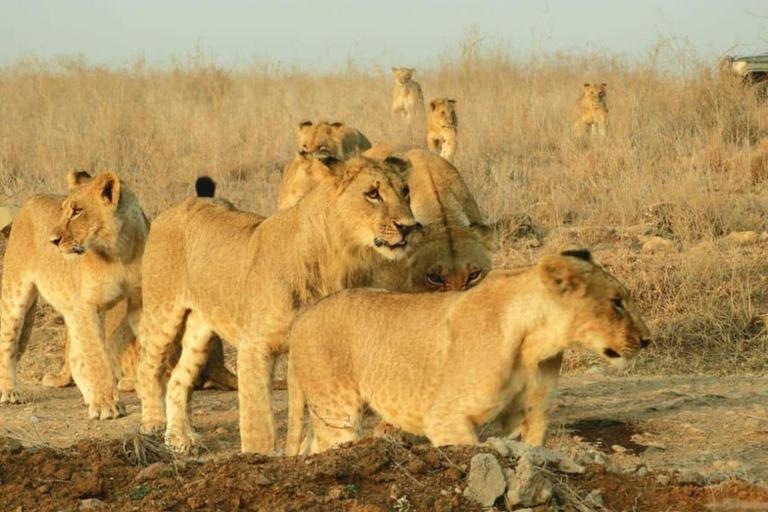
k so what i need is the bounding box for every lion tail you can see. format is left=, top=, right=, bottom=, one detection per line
left=195, top=176, right=216, bottom=198
left=285, top=357, right=308, bottom=456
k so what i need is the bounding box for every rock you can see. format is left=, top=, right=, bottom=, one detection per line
left=134, top=462, right=166, bottom=483
left=462, top=453, right=506, bottom=508
left=253, top=471, right=272, bottom=486
left=678, top=469, right=707, bottom=486
left=79, top=498, right=105, bottom=510
left=5, top=437, right=23, bottom=454
left=640, top=236, right=681, bottom=254
left=0, top=205, right=19, bottom=234
left=611, top=444, right=628, bottom=453
left=483, top=438, right=584, bottom=474
left=585, top=489, right=603, bottom=507
left=656, top=474, right=671, bottom=485
left=726, top=231, right=760, bottom=245
left=635, top=463, right=649, bottom=477
left=505, top=456, right=553, bottom=508
left=584, top=366, right=606, bottom=376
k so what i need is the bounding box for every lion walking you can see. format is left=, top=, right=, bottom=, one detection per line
left=427, top=98, right=458, bottom=162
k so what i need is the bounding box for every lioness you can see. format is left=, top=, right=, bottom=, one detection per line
left=296, top=121, right=371, bottom=159
left=286, top=250, right=650, bottom=454
left=43, top=177, right=239, bottom=393
left=427, top=98, right=458, bottom=163
left=573, top=83, right=608, bottom=136
left=137, top=155, right=417, bottom=454
left=391, top=67, right=425, bottom=123
left=0, top=171, right=148, bottom=419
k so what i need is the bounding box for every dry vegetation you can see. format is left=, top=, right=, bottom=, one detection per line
left=1, top=40, right=767, bottom=375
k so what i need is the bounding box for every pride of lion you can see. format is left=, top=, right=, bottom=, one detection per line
left=0, top=72, right=639, bottom=457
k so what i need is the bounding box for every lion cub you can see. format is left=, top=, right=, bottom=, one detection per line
left=427, top=98, right=458, bottom=162
left=391, top=67, right=425, bottom=123
left=296, top=120, right=371, bottom=159
left=286, top=251, right=650, bottom=454
left=0, top=171, right=148, bottom=419
left=573, top=83, right=608, bottom=136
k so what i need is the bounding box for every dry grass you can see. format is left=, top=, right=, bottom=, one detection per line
left=1, top=40, right=767, bottom=375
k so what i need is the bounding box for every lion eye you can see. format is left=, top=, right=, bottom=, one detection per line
left=71, top=207, right=83, bottom=218
left=426, top=273, right=445, bottom=286
left=467, top=270, right=481, bottom=284
left=402, top=186, right=410, bottom=199
left=365, top=189, right=381, bottom=201
left=611, top=298, right=624, bottom=312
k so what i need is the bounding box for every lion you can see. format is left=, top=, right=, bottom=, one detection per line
left=427, top=98, right=458, bottom=163
left=0, top=171, right=148, bottom=419
left=296, top=121, right=372, bottom=159
left=573, top=83, right=608, bottom=136
left=286, top=250, right=651, bottom=455
left=391, top=67, right=425, bottom=123
left=137, top=155, right=417, bottom=455
left=41, top=178, right=239, bottom=394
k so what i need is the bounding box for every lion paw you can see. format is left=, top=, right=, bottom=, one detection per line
left=0, top=388, right=24, bottom=404
left=88, top=399, right=126, bottom=420
left=42, top=372, right=74, bottom=388
left=139, top=420, right=165, bottom=435
left=165, top=428, right=201, bottom=455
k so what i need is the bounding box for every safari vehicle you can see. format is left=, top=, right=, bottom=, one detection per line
left=726, top=52, right=768, bottom=96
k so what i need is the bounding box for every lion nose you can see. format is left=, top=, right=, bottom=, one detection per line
left=49, top=235, right=62, bottom=246
left=640, top=338, right=651, bottom=349
left=395, top=221, right=419, bottom=237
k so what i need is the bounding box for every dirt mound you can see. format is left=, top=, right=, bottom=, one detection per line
left=2, top=435, right=767, bottom=512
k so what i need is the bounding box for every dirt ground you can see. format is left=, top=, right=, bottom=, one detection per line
left=2, top=236, right=768, bottom=511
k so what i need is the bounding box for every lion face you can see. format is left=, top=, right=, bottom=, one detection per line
left=407, top=223, right=496, bottom=292
left=49, top=171, right=122, bottom=255
left=392, top=67, right=415, bottom=85
left=538, top=250, right=650, bottom=366
left=297, top=121, right=347, bottom=158
left=582, top=83, right=607, bottom=105
left=322, top=156, right=418, bottom=260
left=429, top=99, right=457, bottom=127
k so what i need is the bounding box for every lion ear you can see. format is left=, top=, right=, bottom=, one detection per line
left=298, top=121, right=313, bottom=133
left=560, top=249, right=592, bottom=262
left=470, top=223, right=499, bottom=252
left=92, top=172, right=121, bottom=210
left=600, top=83, right=607, bottom=89
left=67, top=169, right=92, bottom=190
left=538, top=255, right=587, bottom=296
left=583, top=83, right=590, bottom=89
left=383, top=156, right=412, bottom=178
left=448, top=99, right=457, bottom=106
left=430, top=100, right=438, bottom=111
left=331, top=122, right=344, bottom=130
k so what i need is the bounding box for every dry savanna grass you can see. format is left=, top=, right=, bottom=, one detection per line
left=0, top=42, right=767, bottom=375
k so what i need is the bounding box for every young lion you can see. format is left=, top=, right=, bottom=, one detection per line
left=0, top=171, right=148, bottom=419
left=391, top=67, right=425, bottom=123
left=286, top=251, right=650, bottom=454
left=137, top=155, right=417, bottom=455
left=296, top=120, right=372, bottom=159
left=427, top=98, right=458, bottom=163
left=573, top=83, right=608, bottom=136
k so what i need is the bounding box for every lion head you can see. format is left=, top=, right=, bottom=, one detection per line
left=392, top=67, right=416, bottom=85
left=581, top=83, right=607, bottom=106
left=297, top=121, right=347, bottom=158
left=406, top=222, right=496, bottom=292
left=49, top=171, right=124, bottom=255
left=538, top=250, right=650, bottom=366
left=429, top=98, right=457, bottom=128
left=315, top=155, right=418, bottom=260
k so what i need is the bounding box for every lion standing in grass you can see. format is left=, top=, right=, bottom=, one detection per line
left=427, top=98, right=458, bottom=162
left=573, top=83, right=608, bottom=136
left=0, top=171, right=147, bottom=419
left=287, top=251, right=650, bottom=454
left=137, top=155, right=417, bottom=455
left=391, top=68, right=425, bottom=123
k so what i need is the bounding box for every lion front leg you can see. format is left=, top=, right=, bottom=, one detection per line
left=68, top=306, right=124, bottom=420
left=519, top=353, right=563, bottom=446
left=0, top=280, right=38, bottom=404
left=440, top=135, right=457, bottom=163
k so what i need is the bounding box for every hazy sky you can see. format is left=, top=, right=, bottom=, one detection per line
left=0, top=1, right=766, bottom=70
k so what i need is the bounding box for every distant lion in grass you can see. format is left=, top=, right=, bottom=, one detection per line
left=286, top=250, right=650, bottom=454
left=573, top=83, right=608, bottom=136
left=391, top=68, right=425, bottom=123
left=427, top=98, right=458, bottom=162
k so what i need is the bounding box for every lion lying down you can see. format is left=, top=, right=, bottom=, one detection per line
left=286, top=250, right=650, bottom=455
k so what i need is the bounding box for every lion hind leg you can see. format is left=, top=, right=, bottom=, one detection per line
left=199, top=336, right=237, bottom=390
left=307, top=398, right=362, bottom=455
left=164, top=310, right=212, bottom=454
left=0, top=280, right=38, bottom=404
left=285, top=356, right=306, bottom=456
left=424, top=410, right=478, bottom=447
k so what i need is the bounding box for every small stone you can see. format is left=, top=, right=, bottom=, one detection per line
left=584, top=366, right=606, bottom=376
left=656, top=474, right=670, bottom=485
left=505, top=456, right=553, bottom=508
left=611, top=444, right=628, bottom=453
left=643, top=446, right=666, bottom=455
left=134, top=462, right=165, bottom=483
left=483, top=437, right=510, bottom=457
left=79, top=499, right=105, bottom=510
left=678, top=469, right=707, bottom=486
left=463, top=453, right=505, bottom=508
left=635, top=464, right=649, bottom=477
left=253, top=471, right=272, bottom=486
left=5, top=437, right=23, bottom=454
left=585, top=489, right=603, bottom=507
left=326, top=486, right=344, bottom=501
left=405, top=457, right=426, bottom=474
left=423, top=450, right=441, bottom=469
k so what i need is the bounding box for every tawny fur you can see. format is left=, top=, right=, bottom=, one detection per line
left=0, top=171, right=148, bottom=420
left=137, top=156, right=416, bottom=454
left=296, top=120, right=371, bottom=159
left=427, top=98, right=458, bottom=162
left=573, top=83, right=608, bottom=136
left=286, top=253, right=650, bottom=455
left=391, top=68, right=425, bottom=123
